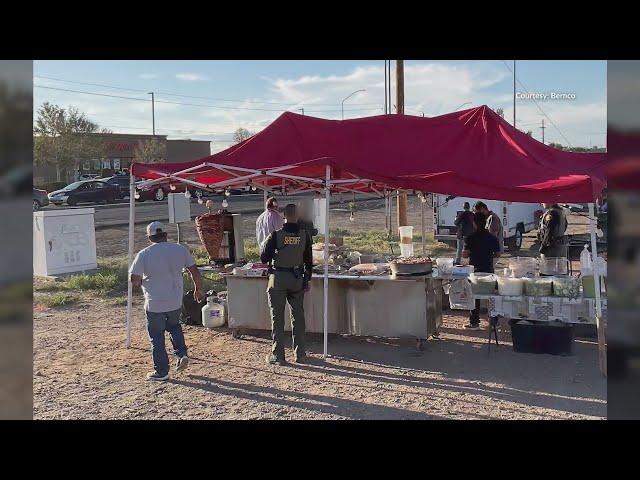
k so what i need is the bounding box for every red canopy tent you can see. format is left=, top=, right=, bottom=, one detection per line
left=128, top=106, right=608, bottom=372
left=132, top=105, right=606, bottom=202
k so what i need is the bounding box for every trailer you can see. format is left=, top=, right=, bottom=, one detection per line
left=433, top=194, right=543, bottom=251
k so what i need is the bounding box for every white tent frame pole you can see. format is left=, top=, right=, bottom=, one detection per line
left=323, top=164, right=331, bottom=359
left=588, top=202, right=606, bottom=376
left=126, top=173, right=136, bottom=348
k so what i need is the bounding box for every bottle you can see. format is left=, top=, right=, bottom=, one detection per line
left=580, top=244, right=593, bottom=275
left=202, top=296, right=226, bottom=328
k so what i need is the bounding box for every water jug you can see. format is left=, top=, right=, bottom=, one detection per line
left=580, top=244, right=593, bottom=275
left=202, top=297, right=226, bottom=328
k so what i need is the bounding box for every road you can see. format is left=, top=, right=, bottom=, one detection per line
left=42, top=193, right=378, bottom=228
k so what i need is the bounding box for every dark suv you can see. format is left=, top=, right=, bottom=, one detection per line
left=99, top=175, right=130, bottom=199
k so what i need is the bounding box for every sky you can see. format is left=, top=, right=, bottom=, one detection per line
left=33, top=60, right=607, bottom=153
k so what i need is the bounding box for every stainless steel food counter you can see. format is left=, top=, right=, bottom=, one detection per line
left=223, top=274, right=443, bottom=345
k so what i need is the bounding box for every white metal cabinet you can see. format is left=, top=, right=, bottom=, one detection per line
left=33, top=208, right=98, bottom=276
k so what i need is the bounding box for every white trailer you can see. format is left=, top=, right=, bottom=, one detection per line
left=433, top=194, right=543, bottom=250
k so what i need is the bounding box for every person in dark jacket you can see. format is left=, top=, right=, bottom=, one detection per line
left=260, top=204, right=313, bottom=365
left=463, top=211, right=500, bottom=329
left=454, top=202, right=475, bottom=264
left=538, top=202, right=568, bottom=257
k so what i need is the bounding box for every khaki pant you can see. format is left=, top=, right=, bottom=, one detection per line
left=267, top=271, right=306, bottom=360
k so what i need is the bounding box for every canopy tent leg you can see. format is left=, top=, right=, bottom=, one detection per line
left=323, top=164, right=331, bottom=359
left=126, top=174, right=136, bottom=348
left=421, top=194, right=426, bottom=255
left=588, top=202, right=606, bottom=376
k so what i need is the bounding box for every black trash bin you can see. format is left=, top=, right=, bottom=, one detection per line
left=509, top=319, right=574, bottom=356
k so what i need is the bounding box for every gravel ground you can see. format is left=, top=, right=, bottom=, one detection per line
left=33, top=205, right=606, bottom=420
left=33, top=296, right=606, bottom=420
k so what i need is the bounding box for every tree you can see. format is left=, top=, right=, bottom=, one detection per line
left=547, top=142, right=566, bottom=151
left=495, top=107, right=505, bottom=118
left=526, top=130, right=533, bottom=137
left=33, top=102, right=109, bottom=182
left=233, top=127, right=253, bottom=144
left=134, top=137, right=167, bottom=164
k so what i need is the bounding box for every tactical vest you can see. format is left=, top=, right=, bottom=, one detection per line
left=542, top=205, right=568, bottom=241
left=273, top=229, right=306, bottom=269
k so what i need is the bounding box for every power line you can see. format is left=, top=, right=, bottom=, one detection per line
left=34, top=74, right=382, bottom=107
left=500, top=60, right=573, bottom=147
left=34, top=84, right=381, bottom=114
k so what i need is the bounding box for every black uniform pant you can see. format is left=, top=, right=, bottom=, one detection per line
left=267, top=271, right=306, bottom=360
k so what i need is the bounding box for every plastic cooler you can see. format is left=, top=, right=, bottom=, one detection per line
left=509, top=320, right=574, bottom=356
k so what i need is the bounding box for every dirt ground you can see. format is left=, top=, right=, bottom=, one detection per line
left=33, top=204, right=606, bottom=420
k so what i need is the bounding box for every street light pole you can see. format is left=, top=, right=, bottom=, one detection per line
left=148, top=92, right=155, bottom=135
left=513, top=60, right=516, bottom=128
left=341, top=89, right=366, bottom=120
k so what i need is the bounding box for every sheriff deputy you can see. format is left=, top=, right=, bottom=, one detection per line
left=260, top=203, right=313, bottom=365
left=538, top=202, right=569, bottom=257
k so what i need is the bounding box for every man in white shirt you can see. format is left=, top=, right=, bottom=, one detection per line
left=129, top=221, right=204, bottom=381
left=256, top=197, right=283, bottom=249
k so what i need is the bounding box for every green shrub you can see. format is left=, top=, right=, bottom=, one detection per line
left=64, top=258, right=128, bottom=295
left=40, top=293, right=77, bottom=308
left=244, top=239, right=260, bottom=261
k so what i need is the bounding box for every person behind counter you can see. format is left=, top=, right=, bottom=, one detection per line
left=474, top=201, right=504, bottom=253
left=538, top=202, right=568, bottom=257
left=454, top=202, right=475, bottom=265
left=255, top=196, right=283, bottom=249
left=129, top=221, right=204, bottom=381
left=462, top=211, right=500, bottom=329
left=297, top=199, right=318, bottom=239
left=260, top=203, right=313, bottom=365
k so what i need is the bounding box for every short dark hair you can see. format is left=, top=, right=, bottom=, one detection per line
left=266, top=197, right=278, bottom=209
left=474, top=212, right=487, bottom=230
left=463, top=202, right=470, bottom=210
left=474, top=201, right=488, bottom=211
left=149, top=231, right=167, bottom=243
left=284, top=203, right=297, bottom=219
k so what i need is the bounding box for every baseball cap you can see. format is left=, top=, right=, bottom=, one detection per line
left=146, top=221, right=165, bottom=236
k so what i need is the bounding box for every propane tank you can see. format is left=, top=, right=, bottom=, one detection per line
left=202, top=296, right=226, bottom=328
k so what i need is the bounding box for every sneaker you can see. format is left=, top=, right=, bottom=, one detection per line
left=146, top=371, right=169, bottom=381
left=265, top=353, right=287, bottom=366
left=176, top=356, right=189, bottom=372
left=464, top=323, right=480, bottom=330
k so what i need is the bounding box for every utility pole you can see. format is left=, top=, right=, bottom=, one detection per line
left=388, top=60, right=392, bottom=114
left=513, top=60, right=516, bottom=128
left=396, top=60, right=408, bottom=230
left=148, top=91, right=155, bottom=135
left=540, top=118, right=546, bottom=144
left=384, top=60, right=388, bottom=114
left=298, top=107, right=304, bottom=115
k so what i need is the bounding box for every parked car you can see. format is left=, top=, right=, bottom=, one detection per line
left=134, top=181, right=212, bottom=202
left=99, top=174, right=130, bottom=199
left=33, top=188, right=49, bottom=211
left=48, top=180, right=120, bottom=206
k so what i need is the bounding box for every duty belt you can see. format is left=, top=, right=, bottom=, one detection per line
left=270, top=266, right=304, bottom=278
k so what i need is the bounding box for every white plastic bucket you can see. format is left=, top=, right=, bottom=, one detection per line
left=399, top=243, right=414, bottom=257
left=398, top=226, right=413, bottom=244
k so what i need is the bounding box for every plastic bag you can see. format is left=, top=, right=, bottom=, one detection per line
left=448, top=278, right=475, bottom=310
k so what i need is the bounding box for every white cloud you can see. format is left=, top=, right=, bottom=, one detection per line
left=138, top=73, right=159, bottom=80
left=175, top=73, right=208, bottom=82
